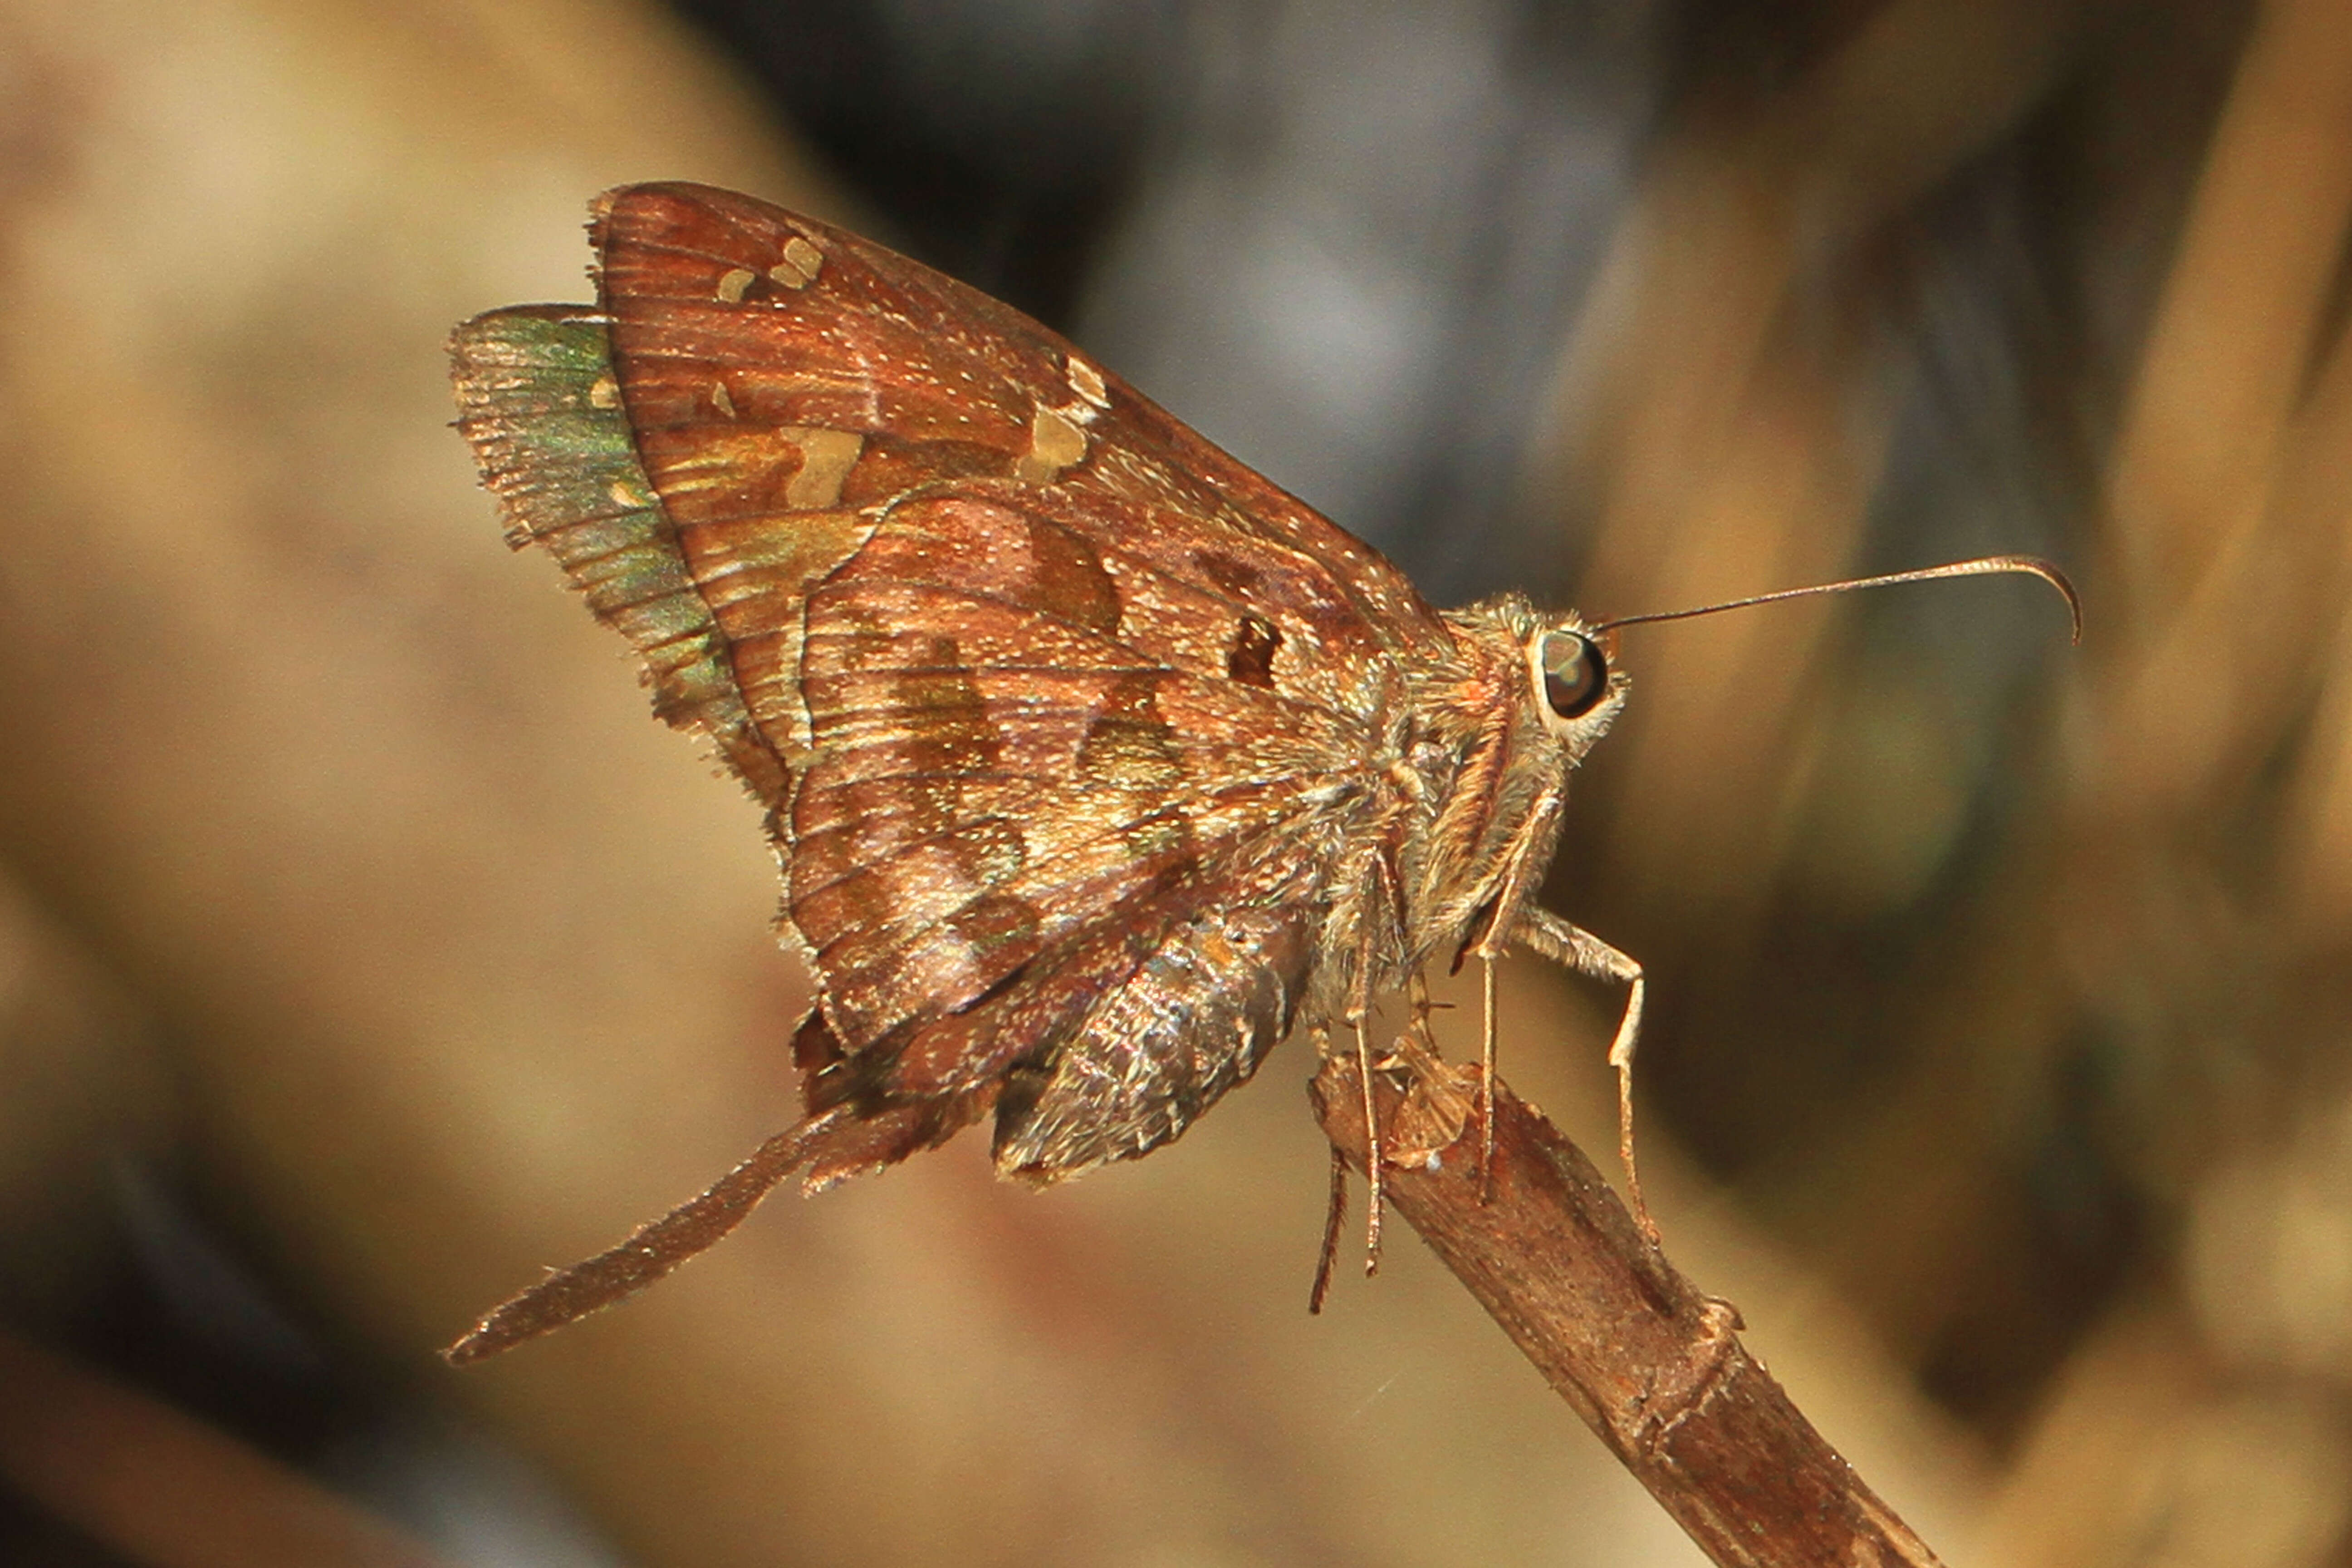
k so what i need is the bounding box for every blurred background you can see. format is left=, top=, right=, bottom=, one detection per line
left=0, top=0, right=2346, bottom=1563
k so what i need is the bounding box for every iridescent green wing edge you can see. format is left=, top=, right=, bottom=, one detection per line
left=450, top=307, right=786, bottom=802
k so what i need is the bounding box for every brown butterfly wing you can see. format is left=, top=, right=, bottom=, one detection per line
left=588, top=184, right=1456, bottom=1180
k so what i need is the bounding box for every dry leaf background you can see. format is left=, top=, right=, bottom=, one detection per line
left=0, top=1, right=2347, bottom=1565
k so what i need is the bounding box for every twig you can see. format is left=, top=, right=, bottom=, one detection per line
left=1309, top=1057, right=1942, bottom=1568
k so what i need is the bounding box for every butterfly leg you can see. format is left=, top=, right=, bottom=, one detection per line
left=1354, top=1017, right=1384, bottom=1273
left=1480, top=955, right=1498, bottom=1200
left=1342, top=853, right=1399, bottom=1276
left=1304, top=1022, right=1351, bottom=1313
left=1461, top=797, right=1563, bottom=1201
left=1513, top=907, right=1658, bottom=1247
left=1308, top=1139, right=1348, bottom=1314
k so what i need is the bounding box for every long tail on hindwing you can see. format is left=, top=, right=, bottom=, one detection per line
left=443, top=1105, right=855, bottom=1363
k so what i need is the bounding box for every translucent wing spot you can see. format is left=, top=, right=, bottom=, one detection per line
left=1067, top=357, right=1110, bottom=410
left=779, top=427, right=864, bottom=509
left=710, top=380, right=737, bottom=419
left=771, top=237, right=824, bottom=289
left=1227, top=613, right=1281, bottom=689
left=588, top=374, right=620, bottom=410
left=716, top=268, right=757, bottom=304
left=1013, top=405, right=1088, bottom=484
left=607, top=476, right=651, bottom=509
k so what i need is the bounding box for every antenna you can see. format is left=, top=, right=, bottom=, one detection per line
left=1592, top=554, right=2080, bottom=643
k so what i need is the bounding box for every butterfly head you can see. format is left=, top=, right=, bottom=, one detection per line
left=1527, top=616, right=1627, bottom=755
left=1433, top=596, right=1629, bottom=770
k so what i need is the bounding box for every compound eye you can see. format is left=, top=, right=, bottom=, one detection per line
left=1538, top=629, right=1608, bottom=720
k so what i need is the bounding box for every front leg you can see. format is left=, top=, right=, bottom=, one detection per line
left=1514, top=907, right=1657, bottom=1246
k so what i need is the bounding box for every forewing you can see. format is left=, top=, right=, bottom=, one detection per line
left=588, top=183, right=1452, bottom=763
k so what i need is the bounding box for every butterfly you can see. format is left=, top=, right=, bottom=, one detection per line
left=446, top=183, right=2075, bottom=1361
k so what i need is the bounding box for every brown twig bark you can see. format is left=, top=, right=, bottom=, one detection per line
left=1310, top=1057, right=1940, bottom=1568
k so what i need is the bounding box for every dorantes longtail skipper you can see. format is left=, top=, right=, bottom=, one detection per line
left=447, top=184, right=2074, bottom=1360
